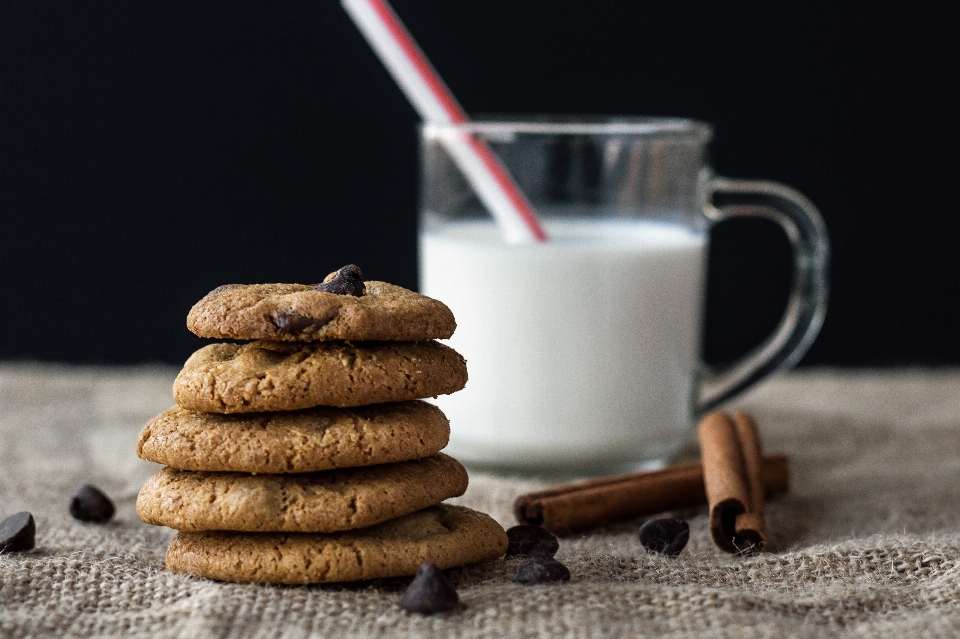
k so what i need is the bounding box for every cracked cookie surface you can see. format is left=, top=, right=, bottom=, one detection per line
left=186, top=281, right=456, bottom=342
left=165, top=504, right=508, bottom=584
left=172, top=340, right=468, bottom=413
left=136, top=454, right=467, bottom=533
left=137, top=402, right=449, bottom=473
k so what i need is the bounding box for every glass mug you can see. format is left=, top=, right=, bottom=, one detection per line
left=418, top=117, right=829, bottom=471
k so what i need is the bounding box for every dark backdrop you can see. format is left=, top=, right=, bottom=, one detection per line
left=2, top=1, right=957, bottom=366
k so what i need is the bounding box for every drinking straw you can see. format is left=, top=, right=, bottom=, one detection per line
left=341, top=0, right=548, bottom=243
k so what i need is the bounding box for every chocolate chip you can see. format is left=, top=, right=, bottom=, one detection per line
left=506, top=525, right=559, bottom=556
left=0, top=512, right=35, bottom=552
left=513, top=554, right=571, bottom=584
left=398, top=562, right=459, bottom=614
left=638, top=518, right=689, bottom=555
left=272, top=311, right=331, bottom=335
left=314, top=264, right=364, bottom=296
left=69, top=484, right=115, bottom=523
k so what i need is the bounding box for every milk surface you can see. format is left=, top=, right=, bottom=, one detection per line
left=420, top=218, right=708, bottom=470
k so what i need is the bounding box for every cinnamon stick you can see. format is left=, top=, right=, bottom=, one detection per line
left=698, top=411, right=767, bottom=554
left=732, top=411, right=766, bottom=552
left=513, top=453, right=789, bottom=535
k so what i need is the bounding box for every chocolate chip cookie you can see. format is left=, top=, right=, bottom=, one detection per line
left=173, top=340, right=467, bottom=413
left=137, top=402, right=449, bottom=473
left=187, top=281, right=456, bottom=342
left=165, top=504, right=508, bottom=584
left=136, top=454, right=468, bottom=533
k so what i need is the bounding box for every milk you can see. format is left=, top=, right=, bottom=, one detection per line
left=419, top=218, right=708, bottom=470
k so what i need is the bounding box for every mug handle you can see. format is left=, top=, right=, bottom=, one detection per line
left=696, top=176, right=830, bottom=414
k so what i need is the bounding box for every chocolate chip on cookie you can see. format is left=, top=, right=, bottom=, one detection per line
left=315, top=264, right=365, bottom=296
left=272, top=311, right=330, bottom=335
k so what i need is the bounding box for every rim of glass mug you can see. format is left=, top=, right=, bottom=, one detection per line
left=422, top=116, right=714, bottom=141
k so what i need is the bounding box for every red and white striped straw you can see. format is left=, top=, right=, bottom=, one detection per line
left=341, top=0, right=548, bottom=243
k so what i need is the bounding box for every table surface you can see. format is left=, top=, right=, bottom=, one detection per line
left=3, top=363, right=960, bottom=638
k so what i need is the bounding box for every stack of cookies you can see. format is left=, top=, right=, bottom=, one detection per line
left=136, top=266, right=507, bottom=584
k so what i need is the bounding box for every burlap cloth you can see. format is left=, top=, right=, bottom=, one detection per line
left=3, top=363, right=960, bottom=638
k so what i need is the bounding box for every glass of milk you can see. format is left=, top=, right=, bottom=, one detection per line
left=419, top=117, right=828, bottom=472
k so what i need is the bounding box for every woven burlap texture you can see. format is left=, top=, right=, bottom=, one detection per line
left=3, top=363, right=960, bottom=638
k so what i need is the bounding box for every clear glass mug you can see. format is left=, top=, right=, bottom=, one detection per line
left=418, top=117, right=829, bottom=472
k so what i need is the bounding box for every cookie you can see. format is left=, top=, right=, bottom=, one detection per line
left=173, top=340, right=467, bottom=413
left=137, top=402, right=449, bottom=473
left=186, top=281, right=456, bottom=342
left=165, top=504, right=508, bottom=584
left=136, top=453, right=468, bottom=533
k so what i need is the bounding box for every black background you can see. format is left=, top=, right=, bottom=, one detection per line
left=1, top=1, right=957, bottom=366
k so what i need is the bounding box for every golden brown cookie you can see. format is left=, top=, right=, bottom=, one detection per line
left=137, top=402, right=449, bottom=473
left=165, top=504, right=507, bottom=584
left=186, top=281, right=456, bottom=342
left=136, top=454, right=468, bottom=533
left=172, top=340, right=467, bottom=413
